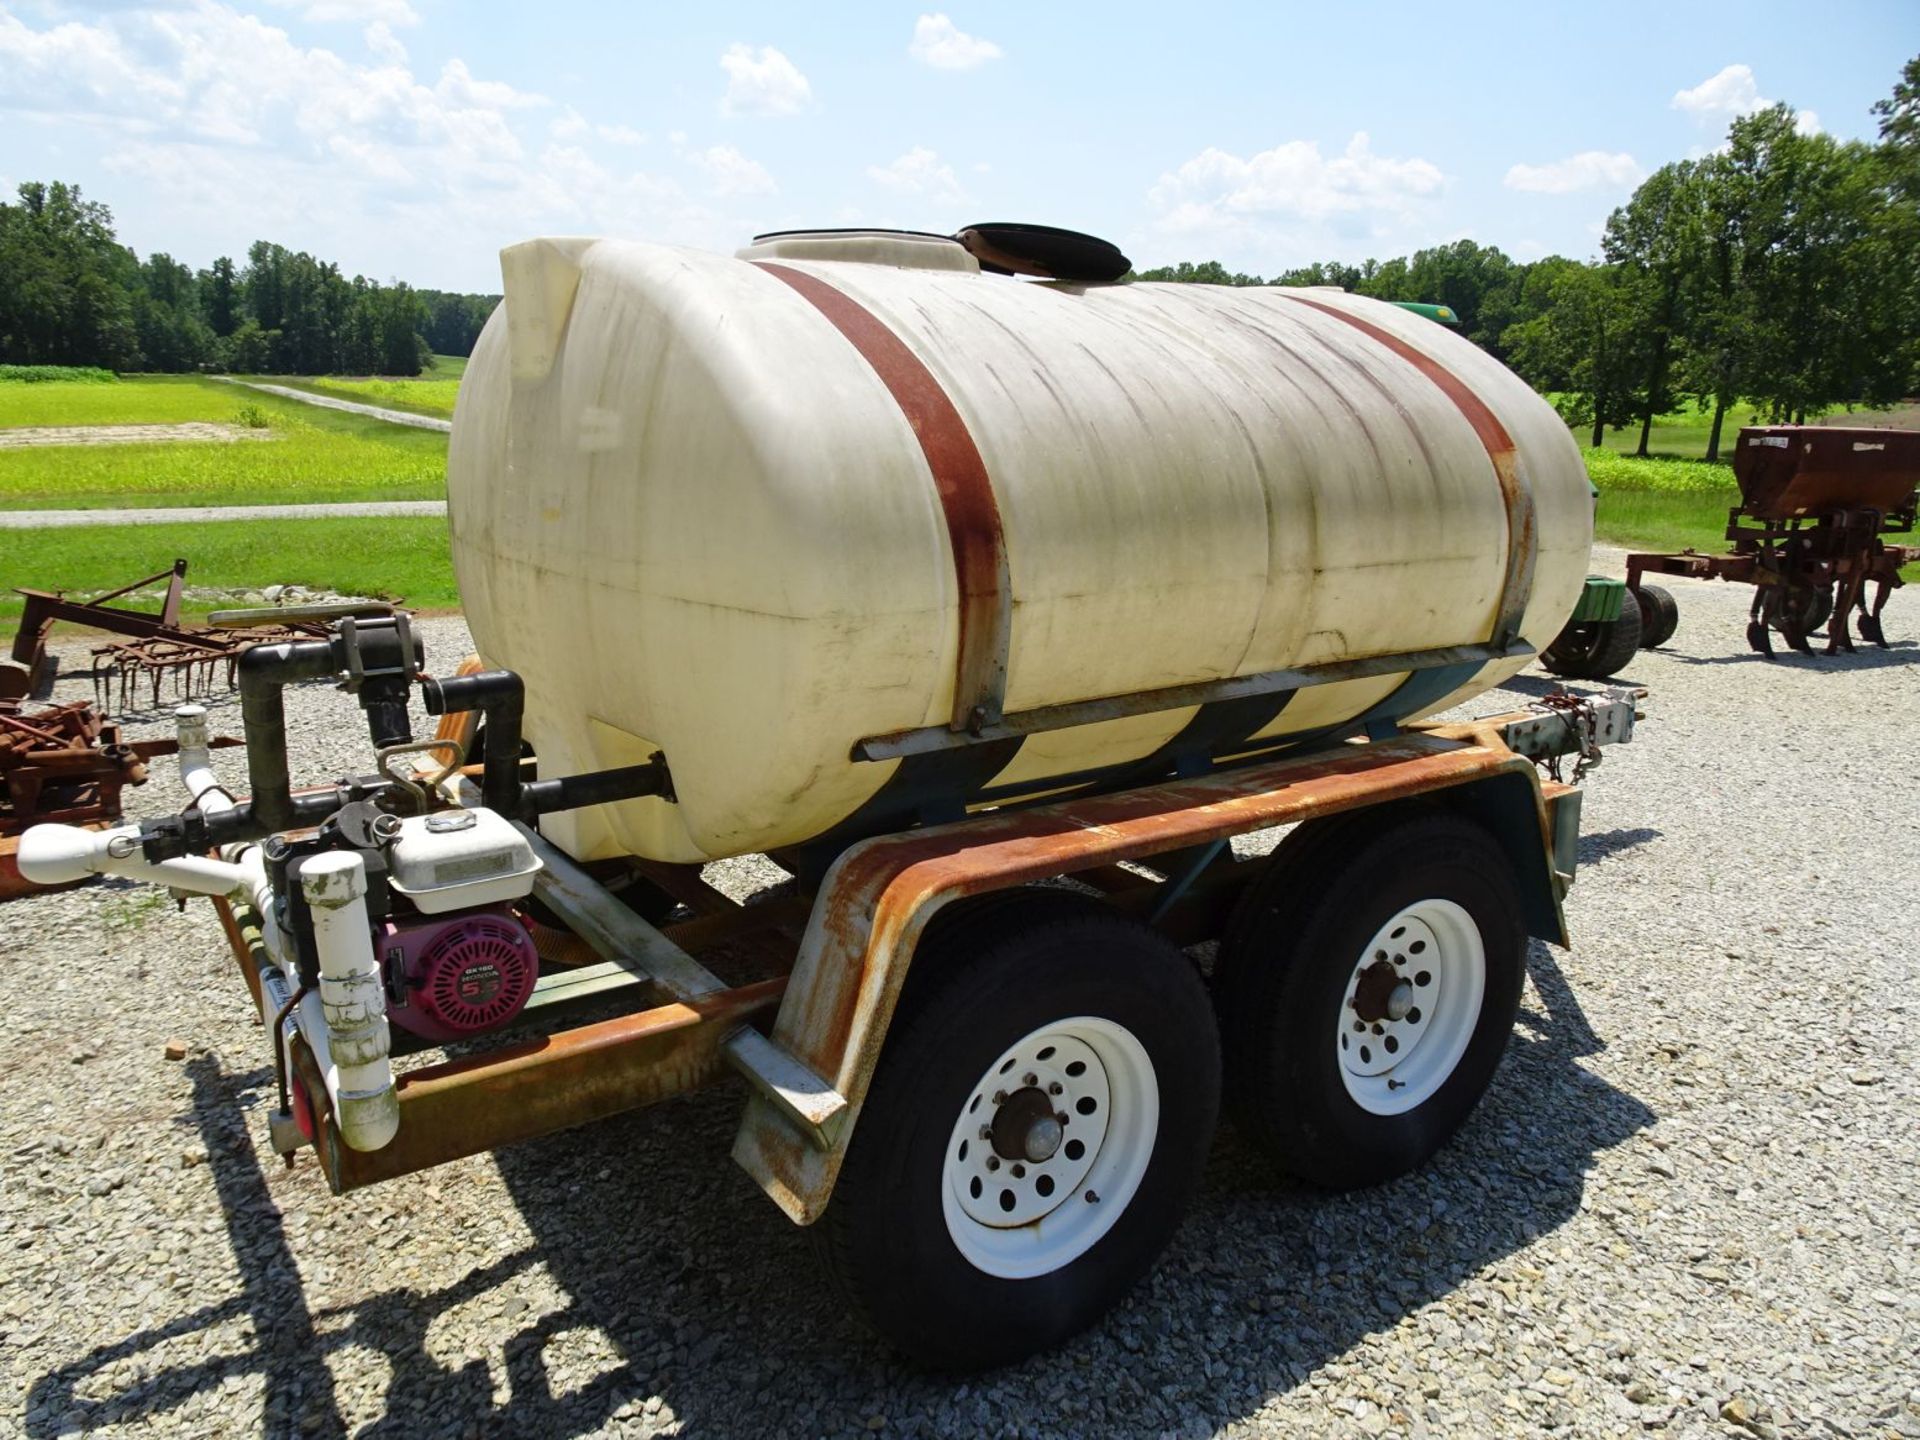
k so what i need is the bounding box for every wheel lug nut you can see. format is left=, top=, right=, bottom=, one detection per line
left=1048, top=1082, right=1063, bottom=1095
left=1022, top=1073, right=1037, bottom=1087
left=979, top=1124, right=993, bottom=1141
left=991, top=1090, right=1006, bottom=1105
left=1011, top=1163, right=1026, bottom=1178
left=986, top=1156, right=1000, bottom=1171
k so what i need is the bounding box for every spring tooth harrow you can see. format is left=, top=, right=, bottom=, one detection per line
left=3, top=559, right=324, bottom=713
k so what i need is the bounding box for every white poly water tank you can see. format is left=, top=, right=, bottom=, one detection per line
left=447, top=231, right=1592, bottom=865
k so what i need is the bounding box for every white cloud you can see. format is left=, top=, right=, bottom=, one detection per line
left=1144, top=133, right=1447, bottom=267
left=719, top=43, right=811, bottom=117
left=1794, top=109, right=1821, bottom=135
left=867, top=146, right=967, bottom=204
left=1672, top=64, right=1763, bottom=120
left=0, top=2, right=753, bottom=289
left=689, top=143, right=775, bottom=197
left=1151, top=132, right=1442, bottom=228
left=1503, top=150, right=1641, bottom=194
left=363, top=19, right=406, bottom=66
left=908, top=13, right=1002, bottom=70
left=269, top=0, right=420, bottom=26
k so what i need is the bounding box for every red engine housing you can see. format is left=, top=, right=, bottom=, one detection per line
left=378, top=906, right=537, bottom=1042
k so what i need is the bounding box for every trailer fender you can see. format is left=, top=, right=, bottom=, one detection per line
left=732, top=733, right=1558, bottom=1225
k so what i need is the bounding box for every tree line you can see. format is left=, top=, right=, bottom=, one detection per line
left=0, top=182, right=499, bottom=376
left=1137, top=58, right=1920, bottom=462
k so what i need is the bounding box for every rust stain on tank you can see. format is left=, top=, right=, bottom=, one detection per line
left=1279, top=295, right=1538, bottom=642
left=754, top=261, right=1011, bottom=730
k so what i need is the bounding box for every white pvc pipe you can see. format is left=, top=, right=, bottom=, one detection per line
left=299, top=851, right=399, bottom=1152
left=17, top=823, right=250, bottom=896
left=173, top=704, right=235, bottom=817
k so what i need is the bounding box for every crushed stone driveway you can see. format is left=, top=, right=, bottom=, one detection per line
left=1, top=558, right=1916, bottom=1439
left=217, top=377, right=453, bottom=433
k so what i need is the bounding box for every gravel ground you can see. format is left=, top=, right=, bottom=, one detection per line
left=0, top=425, right=272, bottom=450
left=3, top=554, right=1916, bottom=1440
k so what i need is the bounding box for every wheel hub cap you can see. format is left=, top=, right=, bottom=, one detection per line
left=941, top=1017, right=1160, bottom=1280
left=1334, top=899, right=1487, bottom=1117
left=991, top=1086, right=1064, bottom=1162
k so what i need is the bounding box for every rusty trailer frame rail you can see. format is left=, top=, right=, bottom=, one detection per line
left=217, top=701, right=1629, bottom=1213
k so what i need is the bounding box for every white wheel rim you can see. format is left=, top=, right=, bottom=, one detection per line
left=1334, top=898, right=1485, bottom=1116
left=941, top=1016, right=1159, bottom=1280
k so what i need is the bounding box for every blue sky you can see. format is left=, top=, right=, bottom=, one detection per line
left=1, top=0, right=1913, bottom=293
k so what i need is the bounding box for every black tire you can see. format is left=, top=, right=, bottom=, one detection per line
left=1540, top=596, right=1643, bottom=679
left=1633, top=583, right=1680, bottom=649
left=1215, top=809, right=1527, bottom=1191
left=817, top=892, right=1220, bottom=1370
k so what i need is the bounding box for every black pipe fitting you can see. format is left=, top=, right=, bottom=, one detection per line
left=236, top=638, right=341, bottom=831
left=521, top=758, right=673, bottom=816
left=420, top=668, right=524, bottom=816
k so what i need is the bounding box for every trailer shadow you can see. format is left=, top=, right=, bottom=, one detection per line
left=27, top=936, right=1652, bottom=1439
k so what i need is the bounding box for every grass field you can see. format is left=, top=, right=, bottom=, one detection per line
left=1576, top=398, right=1919, bottom=462
left=241, top=354, right=470, bottom=419
left=0, top=376, right=445, bottom=510
left=253, top=374, right=463, bottom=419
left=0, top=516, right=458, bottom=620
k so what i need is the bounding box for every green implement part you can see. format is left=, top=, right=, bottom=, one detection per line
left=1387, top=301, right=1460, bottom=327
left=1568, top=576, right=1626, bottom=623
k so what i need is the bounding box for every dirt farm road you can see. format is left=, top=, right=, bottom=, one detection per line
left=0, top=501, right=447, bottom=529
left=215, top=377, right=453, bottom=432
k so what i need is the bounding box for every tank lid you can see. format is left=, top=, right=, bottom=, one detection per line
left=736, top=228, right=980, bottom=273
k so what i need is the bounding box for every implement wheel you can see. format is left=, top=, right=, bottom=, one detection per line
left=1216, top=810, right=1527, bottom=1190
left=1540, top=596, right=1643, bottom=679
left=818, top=893, right=1219, bottom=1370
left=1632, top=583, right=1680, bottom=649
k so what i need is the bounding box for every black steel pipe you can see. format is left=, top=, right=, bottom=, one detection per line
left=420, top=669, right=524, bottom=816
left=521, top=761, right=672, bottom=817
left=236, top=639, right=341, bottom=831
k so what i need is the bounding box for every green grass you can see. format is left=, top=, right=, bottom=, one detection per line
left=253, top=374, right=462, bottom=419
left=1572, top=397, right=1917, bottom=462
left=1579, top=401, right=1772, bottom=460
left=427, top=353, right=468, bottom=380
left=0, top=365, right=118, bottom=384
left=0, top=376, right=446, bottom=509
left=0, top=374, right=244, bottom=427
left=0, top=516, right=459, bottom=619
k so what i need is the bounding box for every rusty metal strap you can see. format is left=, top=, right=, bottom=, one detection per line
left=753, top=261, right=1011, bottom=733
left=1280, top=296, right=1538, bottom=648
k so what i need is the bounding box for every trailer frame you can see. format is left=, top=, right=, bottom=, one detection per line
left=221, top=696, right=1637, bottom=1220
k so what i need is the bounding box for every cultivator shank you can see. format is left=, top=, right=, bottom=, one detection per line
left=1626, top=427, right=1919, bottom=657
